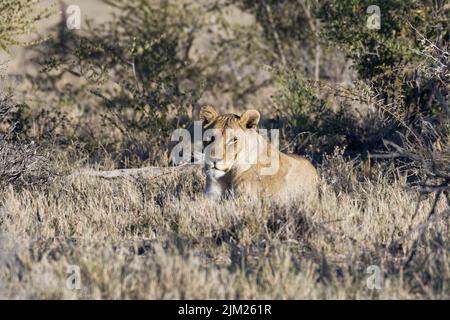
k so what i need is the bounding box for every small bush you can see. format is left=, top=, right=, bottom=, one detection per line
left=0, top=0, right=54, bottom=53
left=0, top=95, right=56, bottom=191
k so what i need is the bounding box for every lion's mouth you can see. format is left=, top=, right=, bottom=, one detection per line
left=204, top=160, right=229, bottom=171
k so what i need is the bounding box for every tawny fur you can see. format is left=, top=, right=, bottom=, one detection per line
left=200, top=105, right=319, bottom=201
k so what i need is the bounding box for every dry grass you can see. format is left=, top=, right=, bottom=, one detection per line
left=0, top=152, right=448, bottom=299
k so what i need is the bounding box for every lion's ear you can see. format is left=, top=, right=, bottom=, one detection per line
left=239, top=109, right=260, bottom=129
left=200, top=105, right=219, bottom=127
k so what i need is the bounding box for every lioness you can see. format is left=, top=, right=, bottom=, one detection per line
left=200, top=105, right=319, bottom=201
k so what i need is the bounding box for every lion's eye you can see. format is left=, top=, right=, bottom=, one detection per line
left=204, top=136, right=215, bottom=147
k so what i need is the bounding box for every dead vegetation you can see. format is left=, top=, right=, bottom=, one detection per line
left=0, top=154, right=448, bottom=299
left=0, top=95, right=56, bottom=190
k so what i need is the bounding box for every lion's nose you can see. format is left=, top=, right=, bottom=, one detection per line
left=207, top=158, right=221, bottom=169
left=207, top=157, right=219, bottom=167
left=212, top=161, right=221, bottom=169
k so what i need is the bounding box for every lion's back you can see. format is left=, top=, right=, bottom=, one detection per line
left=284, top=153, right=320, bottom=191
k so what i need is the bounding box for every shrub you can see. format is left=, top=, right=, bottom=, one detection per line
left=0, top=0, right=54, bottom=53
left=319, top=0, right=449, bottom=127
left=272, top=68, right=391, bottom=157
left=0, top=95, right=56, bottom=191
left=29, top=0, right=208, bottom=167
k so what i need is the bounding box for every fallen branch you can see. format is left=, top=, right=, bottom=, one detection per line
left=70, top=163, right=201, bottom=179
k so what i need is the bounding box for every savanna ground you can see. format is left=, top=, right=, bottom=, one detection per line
left=0, top=0, right=449, bottom=299
left=0, top=154, right=449, bottom=299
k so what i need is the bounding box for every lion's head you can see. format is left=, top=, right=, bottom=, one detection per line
left=198, top=105, right=318, bottom=200
left=200, top=105, right=263, bottom=179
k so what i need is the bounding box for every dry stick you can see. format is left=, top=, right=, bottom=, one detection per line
left=129, top=57, right=143, bottom=94
left=69, top=163, right=201, bottom=179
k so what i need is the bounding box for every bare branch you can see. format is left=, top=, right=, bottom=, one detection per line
left=70, top=163, right=201, bottom=180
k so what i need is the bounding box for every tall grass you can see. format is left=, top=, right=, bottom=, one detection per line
left=0, top=154, right=448, bottom=299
